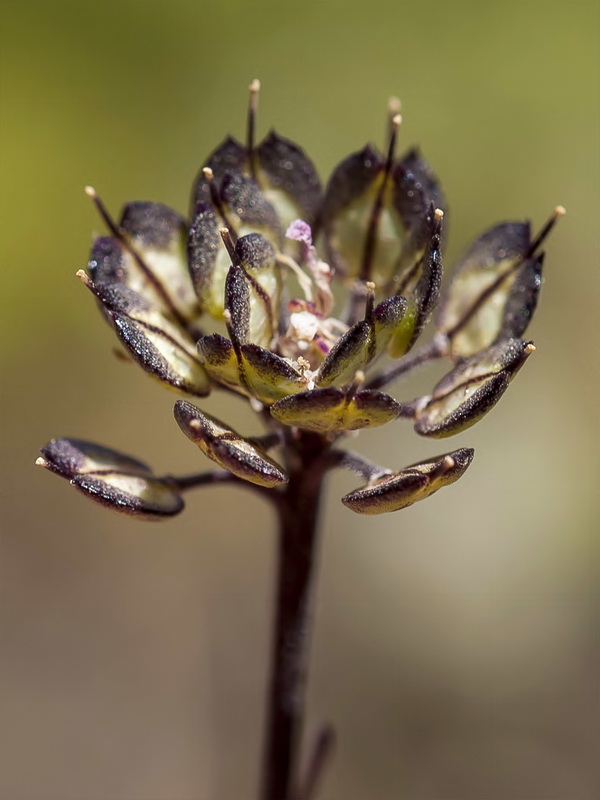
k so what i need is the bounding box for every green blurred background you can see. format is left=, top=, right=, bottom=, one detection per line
left=1, top=1, right=598, bottom=798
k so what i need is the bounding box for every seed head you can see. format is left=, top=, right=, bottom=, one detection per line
left=38, top=82, right=563, bottom=517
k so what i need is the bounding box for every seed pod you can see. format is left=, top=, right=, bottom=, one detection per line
left=225, top=262, right=252, bottom=346
left=37, top=438, right=183, bottom=518
left=118, top=202, right=199, bottom=322
left=198, top=335, right=306, bottom=404
left=191, top=136, right=248, bottom=212
left=415, top=338, right=535, bottom=437
left=320, top=145, right=397, bottom=282
left=388, top=207, right=444, bottom=357
left=321, top=141, right=444, bottom=287
left=234, top=233, right=280, bottom=348
left=392, top=148, right=446, bottom=236
left=437, top=221, right=544, bottom=358
left=371, top=296, right=408, bottom=355
left=221, top=172, right=281, bottom=235
left=188, top=161, right=282, bottom=321
left=342, top=447, right=474, bottom=514
left=270, top=387, right=403, bottom=434
left=80, top=276, right=210, bottom=396
left=87, top=236, right=126, bottom=285
left=255, top=130, right=322, bottom=229
left=87, top=200, right=199, bottom=330
left=239, top=344, right=307, bottom=404
left=497, top=255, right=543, bottom=342
left=174, top=401, right=287, bottom=487
left=316, top=321, right=371, bottom=387
left=316, top=296, right=407, bottom=388
left=381, top=149, right=446, bottom=306
left=198, top=326, right=307, bottom=405
left=197, top=333, right=246, bottom=394
left=191, top=133, right=322, bottom=230
left=187, top=203, right=227, bottom=320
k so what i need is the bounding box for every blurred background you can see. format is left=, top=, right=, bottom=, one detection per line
left=1, top=2, right=598, bottom=799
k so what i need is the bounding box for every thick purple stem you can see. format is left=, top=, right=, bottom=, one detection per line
left=260, top=433, right=329, bottom=800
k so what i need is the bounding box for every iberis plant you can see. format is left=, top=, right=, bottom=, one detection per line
left=37, top=83, right=563, bottom=516
left=37, top=81, right=563, bottom=799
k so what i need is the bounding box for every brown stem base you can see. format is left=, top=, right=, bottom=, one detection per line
left=260, top=432, right=329, bottom=800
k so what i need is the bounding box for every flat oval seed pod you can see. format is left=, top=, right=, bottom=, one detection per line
left=346, top=390, right=405, bottom=431
left=197, top=333, right=246, bottom=394
left=88, top=234, right=190, bottom=330
left=343, top=471, right=428, bottom=514
left=390, top=208, right=441, bottom=298
left=371, top=296, right=407, bottom=357
left=187, top=203, right=227, bottom=319
left=316, top=297, right=407, bottom=388
left=173, top=400, right=287, bottom=487
left=72, top=474, right=183, bottom=518
left=342, top=447, right=473, bottom=514
left=322, top=145, right=404, bottom=281
left=40, top=438, right=151, bottom=479
left=88, top=236, right=127, bottom=284
left=255, top=131, right=323, bottom=230
left=320, top=145, right=382, bottom=231
left=495, top=255, right=543, bottom=343
left=234, top=232, right=277, bottom=271
left=119, top=202, right=199, bottom=322
left=240, top=344, right=307, bottom=404
left=415, top=338, right=534, bottom=438
left=191, top=136, right=247, bottom=213
left=188, top=159, right=283, bottom=322
left=432, top=337, right=532, bottom=395
left=113, top=314, right=211, bottom=396
left=225, top=263, right=251, bottom=346
left=315, top=321, right=371, bottom=387
left=385, top=300, right=418, bottom=360
left=392, top=148, right=446, bottom=235
left=437, top=222, right=534, bottom=358
left=388, top=207, right=444, bottom=358
left=416, top=374, right=510, bottom=438
left=270, top=387, right=402, bottom=434
left=234, top=233, right=280, bottom=348
left=85, top=279, right=210, bottom=396
left=221, top=173, right=282, bottom=239
left=37, top=438, right=183, bottom=518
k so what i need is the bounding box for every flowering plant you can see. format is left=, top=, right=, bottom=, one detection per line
left=37, top=81, right=562, bottom=799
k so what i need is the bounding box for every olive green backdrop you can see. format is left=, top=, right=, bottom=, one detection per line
left=1, top=1, right=598, bottom=799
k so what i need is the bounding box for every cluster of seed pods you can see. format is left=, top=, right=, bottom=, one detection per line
left=38, top=83, right=563, bottom=516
